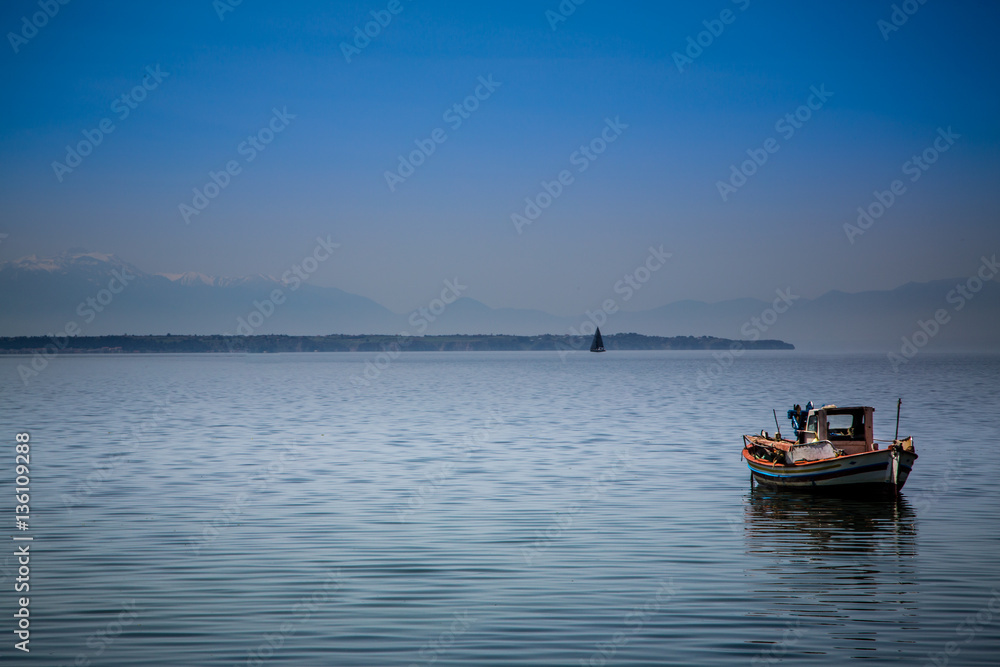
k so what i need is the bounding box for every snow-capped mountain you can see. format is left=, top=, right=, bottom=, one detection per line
left=1, top=250, right=998, bottom=350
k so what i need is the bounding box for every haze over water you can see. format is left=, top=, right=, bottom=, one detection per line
left=3, top=1, right=1000, bottom=664
left=3, top=351, right=998, bottom=665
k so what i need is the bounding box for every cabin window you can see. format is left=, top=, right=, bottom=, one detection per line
left=806, top=414, right=817, bottom=433
left=826, top=413, right=860, bottom=440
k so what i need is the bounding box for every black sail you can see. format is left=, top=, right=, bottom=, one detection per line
left=590, top=327, right=605, bottom=352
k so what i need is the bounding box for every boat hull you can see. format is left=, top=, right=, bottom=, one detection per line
left=743, top=447, right=917, bottom=496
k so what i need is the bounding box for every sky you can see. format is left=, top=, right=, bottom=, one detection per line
left=1, top=0, right=998, bottom=316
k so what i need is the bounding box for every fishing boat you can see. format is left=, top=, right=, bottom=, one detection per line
left=590, top=327, right=605, bottom=353
left=742, top=401, right=917, bottom=496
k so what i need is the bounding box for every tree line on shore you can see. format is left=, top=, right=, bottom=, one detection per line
left=0, top=333, right=794, bottom=354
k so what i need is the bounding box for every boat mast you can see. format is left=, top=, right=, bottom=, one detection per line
left=894, top=398, right=902, bottom=442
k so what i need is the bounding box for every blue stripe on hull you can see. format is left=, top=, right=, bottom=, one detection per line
left=744, top=449, right=917, bottom=493
left=750, top=461, right=912, bottom=483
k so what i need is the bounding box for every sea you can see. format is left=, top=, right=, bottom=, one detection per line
left=1, top=351, right=998, bottom=666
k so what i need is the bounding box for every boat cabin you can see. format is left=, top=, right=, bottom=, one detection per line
left=801, top=405, right=874, bottom=455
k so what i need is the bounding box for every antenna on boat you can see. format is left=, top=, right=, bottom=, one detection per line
left=894, top=398, right=902, bottom=443
left=772, top=409, right=781, bottom=440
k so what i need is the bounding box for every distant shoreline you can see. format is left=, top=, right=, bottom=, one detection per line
left=0, top=333, right=793, bottom=354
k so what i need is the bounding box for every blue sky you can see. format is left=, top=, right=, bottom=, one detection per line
left=1, top=0, right=998, bottom=315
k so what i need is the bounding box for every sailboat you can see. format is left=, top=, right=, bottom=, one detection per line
left=590, top=327, right=605, bottom=353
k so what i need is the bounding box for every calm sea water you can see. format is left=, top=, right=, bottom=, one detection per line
left=1, top=351, right=998, bottom=666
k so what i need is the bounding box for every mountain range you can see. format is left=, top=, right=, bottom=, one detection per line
left=1, top=250, right=998, bottom=351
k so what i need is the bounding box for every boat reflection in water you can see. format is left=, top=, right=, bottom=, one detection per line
left=738, top=490, right=919, bottom=663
